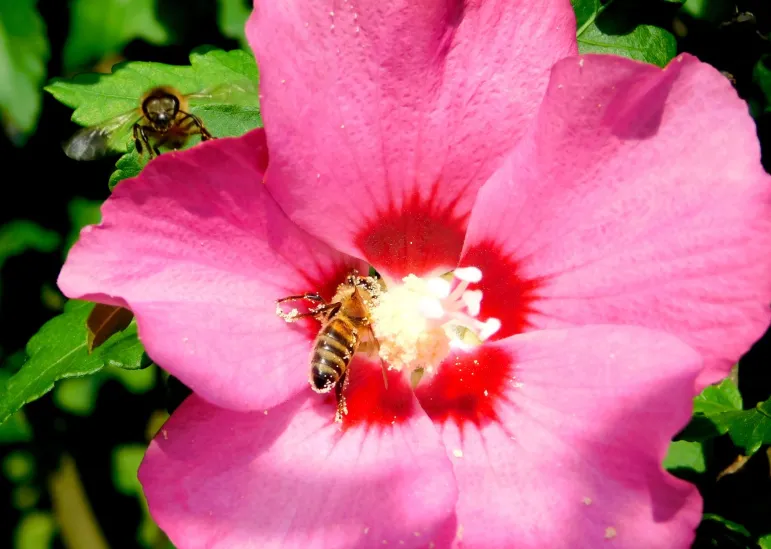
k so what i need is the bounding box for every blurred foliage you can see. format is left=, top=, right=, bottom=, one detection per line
left=0, top=0, right=770, bottom=548
left=62, top=0, right=170, bottom=74
left=217, top=0, right=251, bottom=49
left=0, top=0, right=49, bottom=145
left=0, top=221, right=59, bottom=302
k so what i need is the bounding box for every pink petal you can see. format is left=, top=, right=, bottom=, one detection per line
left=247, top=0, right=577, bottom=278
left=416, top=326, right=703, bottom=548
left=58, top=130, right=366, bottom=411
left=139, top=360, right=458, bottom=549
left=462, top=54, right=771, bottom=390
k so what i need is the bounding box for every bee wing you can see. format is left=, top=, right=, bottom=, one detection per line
left=186, top=79, right=259, bottom=106
left=63, top=109, right=141, bottom=161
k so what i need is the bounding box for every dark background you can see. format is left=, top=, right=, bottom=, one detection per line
left=1, top=1, right=770, bottom=548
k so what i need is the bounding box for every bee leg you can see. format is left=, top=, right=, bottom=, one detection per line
left=366, top=324, right=389, bottom=390
left=276, top=297, right=339, bottom=322
left=134, top=124, right=155, bottom=158
left=132, top=123, right=144, bottom=154
left=178, top=111, right=214, bottom=141
left=276, top=292, right=325, bottom=305
left=334, top=370, right=349, bottom=424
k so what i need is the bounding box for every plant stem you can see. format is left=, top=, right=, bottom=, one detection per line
left=49, top=453, right=110, bottom=549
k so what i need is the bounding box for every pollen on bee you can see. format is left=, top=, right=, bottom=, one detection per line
left=275, top=303, right=301, bottom=322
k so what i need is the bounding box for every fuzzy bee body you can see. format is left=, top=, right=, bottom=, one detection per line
left=62, top=85, right=218, bottom=161
left=310, top=312, right=362, bottom=393
left=276, top=271, right=388, bottom=420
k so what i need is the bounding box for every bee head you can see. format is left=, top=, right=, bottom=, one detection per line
left=143, top=91, right=180, bottom=129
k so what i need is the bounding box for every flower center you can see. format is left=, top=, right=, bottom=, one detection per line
left=370, top=267, right=501, bottom=378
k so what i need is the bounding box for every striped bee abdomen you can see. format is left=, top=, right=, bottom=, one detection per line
left=309, top=316, right=359, bottom=393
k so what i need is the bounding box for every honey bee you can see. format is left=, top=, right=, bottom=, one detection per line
left=276, top=271, right=389, bottom=420
left=62, top=85, right=216, bottom=161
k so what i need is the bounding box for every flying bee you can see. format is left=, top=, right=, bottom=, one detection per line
left=276, top=271, right=389, bottom=421
left=62, top=85, right=217, bottom=161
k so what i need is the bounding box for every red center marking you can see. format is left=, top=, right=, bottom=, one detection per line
left=312, top=358, right=416, bottom=430
left=460, top=241, right=542, bottom=340
left=415, top=346, right=513, bottom=429
left=354, top=187, right=467, bottom=279
left=286, top=243, right=536, bottom=431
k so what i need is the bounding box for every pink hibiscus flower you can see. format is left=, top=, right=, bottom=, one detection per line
left=58, top=1, right=771, bottom=548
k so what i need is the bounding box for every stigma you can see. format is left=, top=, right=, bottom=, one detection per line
left=370, top=267, right=501, bottom=376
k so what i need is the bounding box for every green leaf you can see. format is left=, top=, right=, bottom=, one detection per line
left=46, top=47, right=261, bottom=188
left=693, top=377, right=743, bottom=416
left=47, top=47, right=260, bottom=140
left=0, top=0, right=49, bottom=144
left=217, top=0, right=251, bottom=49
left=0, top=370, right=32, bottom=444
left=63, top=0, right=169, bottom=72
left=759, top=533, right=771, bottom=549
left=108, top=149, right=144, bottom=190
left=701, top=514, right=752, bottom=539
left=0, top=300, right=150, bottom=426
left=663, top=440, right=706, bottom=474
left=753, top=55, right=771, bottom=110
left=572, top=0, right=600, bottom=29
left=572, top=0, right=677, bottom=67
left=0, top=409, right=32, bottom=444
left=717, top=407, right=771, bottom=456
left=683, top=378, right=771, bottom=455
